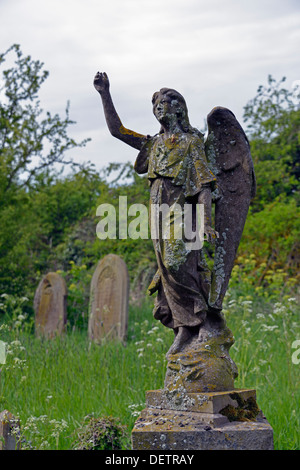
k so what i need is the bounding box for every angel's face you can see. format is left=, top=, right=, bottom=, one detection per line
left=152, top=89, right=183, bottom=126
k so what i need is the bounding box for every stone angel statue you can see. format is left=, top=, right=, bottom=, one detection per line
left=93, top=72, right=256, bottom=387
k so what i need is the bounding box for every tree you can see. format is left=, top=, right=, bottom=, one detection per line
left=0, top=44, right=90, bottom=205
left=243, top=75, right=300, bottom=210
left=0, top=44, right=93, bottom=296
left=238, top=76, right=300, bottom=281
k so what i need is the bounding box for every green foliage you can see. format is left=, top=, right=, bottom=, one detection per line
left=243, top=75, right=300, bottom=210
left=238, top=75, right=300, bottom=281
left=0, top=293, right=33, bottom=335
left=58, top=261, right=91, bottom=330
left=236, top=198, right=299, bottom=289
left=71, top=415, right=130, bottom=450
left=0, top=44, right=95, bottom=297
left=0, top=167, right=105, bottom=297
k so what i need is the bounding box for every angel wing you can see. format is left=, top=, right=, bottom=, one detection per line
left=205, top=106, right=256, bottom=312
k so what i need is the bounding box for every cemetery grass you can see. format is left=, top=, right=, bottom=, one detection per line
left=0, top=287, right=299, bottom=450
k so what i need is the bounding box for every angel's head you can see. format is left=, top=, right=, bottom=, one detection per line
left=152, top=88, right=191, bottom=133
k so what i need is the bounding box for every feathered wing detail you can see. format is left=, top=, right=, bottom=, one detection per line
left=205, top=107, right=256, bottom=311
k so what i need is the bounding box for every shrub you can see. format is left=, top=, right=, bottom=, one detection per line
left=72, top=415, right=130, bottom=450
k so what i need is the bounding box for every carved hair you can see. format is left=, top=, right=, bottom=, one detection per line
left=153, top=88, right=203, bottom=137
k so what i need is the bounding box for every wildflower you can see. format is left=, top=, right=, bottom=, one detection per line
left=261, top=324, right=279, bottom=332
left=256, top=314, right=264, bottom=319
left=259, top=359, right=268, bottom=365
left=273, top=303, right=286, bottom=315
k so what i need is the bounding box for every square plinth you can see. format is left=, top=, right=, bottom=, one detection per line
left=131, top=389, right=274, bottom=450
left=146, top=388, right=257, bottom=414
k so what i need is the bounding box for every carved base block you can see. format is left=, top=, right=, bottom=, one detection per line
left=165, top=326, right=238, bottom=393
left=131, top=389, right=274, bottom=450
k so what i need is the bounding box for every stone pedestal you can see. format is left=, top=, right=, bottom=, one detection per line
left=131, top=389, right=273, bottom=450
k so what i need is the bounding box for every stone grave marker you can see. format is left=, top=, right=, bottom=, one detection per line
left=88, top=254, right=129, bottom=343
left=34, top=272, right=67, bottom=338
left=0, top=410, right=20, bottom=450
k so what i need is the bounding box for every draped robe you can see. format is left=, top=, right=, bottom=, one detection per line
left=134, top=131, right=216, bottom=330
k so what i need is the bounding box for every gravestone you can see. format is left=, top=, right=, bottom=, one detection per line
left=0, top=410, right=20, bottom=450
left=34, top=272, right=67, bottom=338
left=88, top=254, right=129, bottom=343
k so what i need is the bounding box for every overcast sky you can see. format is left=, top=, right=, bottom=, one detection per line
left=0, top=0, right=299, bottom=174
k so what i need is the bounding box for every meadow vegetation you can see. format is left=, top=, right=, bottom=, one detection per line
left=0, top=284, right=299, bottom=450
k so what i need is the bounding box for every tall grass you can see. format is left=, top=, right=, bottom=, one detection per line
left=0, top=288, right=299, bottom=450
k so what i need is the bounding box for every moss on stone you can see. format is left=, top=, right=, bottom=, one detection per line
left=219, top=395, right=260, bottom=422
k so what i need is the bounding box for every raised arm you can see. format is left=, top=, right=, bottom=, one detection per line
left=93, top=72, right=146, bottom=150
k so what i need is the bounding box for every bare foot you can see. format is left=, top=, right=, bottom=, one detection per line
left=198, top=322, right=214, bottom=343
left=166, top=326, right=192, bottom=356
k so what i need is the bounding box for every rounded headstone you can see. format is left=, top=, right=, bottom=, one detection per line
left=34, top=272, right=67, bottom=338
left=88, top=254, right=129, bottom=343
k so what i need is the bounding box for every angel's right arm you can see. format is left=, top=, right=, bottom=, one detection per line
left=94, top=72, right=146, bottom=150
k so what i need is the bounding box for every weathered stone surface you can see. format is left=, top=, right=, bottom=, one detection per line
left=88, top=254, right=129, bottom=343
left=0, top=410, right=20, bottom=450
left=34, top=272, right=67, bottom=338
left=132, top=409, right=273, bottom=450
left=132, top=389, right=273, bottom=450
left=165, top=326, right=238, bottom=393
left=146, top=388, right=257, bottom=415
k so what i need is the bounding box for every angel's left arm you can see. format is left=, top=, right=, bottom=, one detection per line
left=198, top=184, right=218, bottom=243
left=198, top=184, right=212, bottom=229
